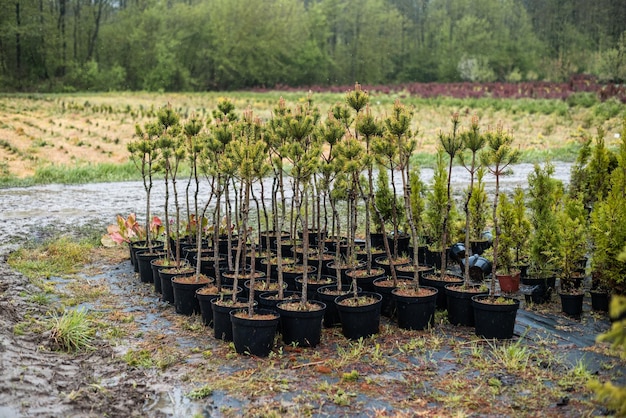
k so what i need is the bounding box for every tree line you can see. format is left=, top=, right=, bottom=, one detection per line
left=0, top=0, right=625, bottom=92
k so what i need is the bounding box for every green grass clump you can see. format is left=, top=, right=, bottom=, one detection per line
left=8, top=236, right=94, bottom=279
left=187, top=384, right=214, bottom=400
left=32, top=161, right=143, bottom=184
left=49, top=308, right=95, bottom=351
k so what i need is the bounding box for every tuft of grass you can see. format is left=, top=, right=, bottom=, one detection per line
left=49, top=308, right=95, bottom=351
left=123, top=349, right=154, bottom=368
left=187, top=384, right=214, bottom=400
left=8, top=236, right=94, bottom=279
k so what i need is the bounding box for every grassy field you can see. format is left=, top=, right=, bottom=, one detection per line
left=0, top=91, right=624, bottom=186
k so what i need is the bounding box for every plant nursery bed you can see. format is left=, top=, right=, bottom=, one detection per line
left=0, top=244, right=623, bottom=417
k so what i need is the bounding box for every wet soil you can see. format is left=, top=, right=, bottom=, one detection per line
left=1, top=164, right=625, bottom=417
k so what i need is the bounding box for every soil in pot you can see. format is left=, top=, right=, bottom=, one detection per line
left=196, top=285, right=241, bottom=327
left=159, top=266, right=194, bottom=304
left=444, top=284, right=489, bottom=326
left=420, top=273, right=463, bottom=310
left=472, top=295, right=520, bottom=340
left=295, top=274, right=335, bottom=301
left=316, top=285, right=355, bottom=328
left=392, top=286, right=438, bottom=330
left=172, top=275, right=212, bottom=316
left=345, top=268, right=386, bottom=293
left=282, top=265, right=317, bottom=291
left=276, top=301, right=326, bottom=347
left=327, top=260, right=366, bottom=287
left=230, top=309, right=280, bottom=357
left=211, top=297, right=250, bottom=341
left=372, top=277, right=412, bottom=318
left=244, top=279, right=287, bottom=302
left=374, top=256, right=411, bottom=278
left=396, top=264, right=434, bottom=282
left=335, top=291, right=383, bottom=340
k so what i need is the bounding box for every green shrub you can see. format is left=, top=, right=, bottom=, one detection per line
left=566, top=92, right=599, bottom=108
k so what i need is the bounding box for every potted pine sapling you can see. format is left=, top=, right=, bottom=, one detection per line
left=369, top=101, right=415, bottom=316
left=276, top=104, right=327, bottom=347
left=472, top=125, right=521, bottom=340
left=346, top=100, right=388, bottom=294
left=197, top=108, right=240, bottom=327
left=445, top=117, right=489, bottom=327
left=556, top=195, right=588, bottom=317
left=314, top=113, right=353, bottom=327
left=127, top=120, right=162, bottom=275
left=381, top=100, right=439, bottom=330
left=332, top=134, right=383, bottom=340
left=325, top=103, right=365, bottom=288
left=422, top=123, right=464, bottom=310
left=526, top=161, right=563, bottom=304
left=225, top=110, right=279, bottom=356
left=152, top=107, right=197, bottom=309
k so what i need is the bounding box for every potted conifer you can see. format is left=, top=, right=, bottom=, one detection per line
left=472, top=126, right=521, bottom=339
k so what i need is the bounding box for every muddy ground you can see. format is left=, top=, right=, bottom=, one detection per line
left=1, top=168, right=625, bottom=417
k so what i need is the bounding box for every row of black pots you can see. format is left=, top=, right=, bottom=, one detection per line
left=135, top=242, right=523, bottom=337
left=140, top=254, right=519, bottom=351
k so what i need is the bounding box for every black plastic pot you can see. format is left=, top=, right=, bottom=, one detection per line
left=521, top=276, right=555, bottom=304
left=448, top=243, right=466, bottom=264
left=211, top=297, right=251, bottom=341
left=472, top=295, right=520, bottom=339
left=130, top=241, right=163, bottom=273
left=372, top=277, right=412, bottom=318
left=387, top=233, right=411, bottom=257
left=460, top=255, right=492, bottom=283
left=590, top=290, right=610, bottom=312
left=327, top=261, right=365, bottom=287
left=335, top=291, right=382, bottom=340
left=196, top=285, right=241, bottom=327
left=276, top=300, right=326, bottom=347
left=560, top=292, right=584, bottom=318
left=445, top=284, right=489, bottom=326
left=316, top=285, right=353, bottom=328
left=159, top=267, right=194, bottom=304
left=392, top=286, right=438, bottom=330
left=230, top=308, right=279, bottom=357
left=470, top=239, right=491, bottom=256
left=150, top=258, right=165, bottom=294
left=172, top=276, right=212, bottom=316
left=282, top=265, right=317, bottom=291
left=420, top=273, right=463, bottom=310
left=135, top=251, right=164, bottom=284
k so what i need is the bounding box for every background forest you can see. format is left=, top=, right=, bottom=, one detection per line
left=0, top=0, right=625, bottom=92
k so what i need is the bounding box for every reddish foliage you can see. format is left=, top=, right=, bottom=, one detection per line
left=254, top=76, right=626, bottom=103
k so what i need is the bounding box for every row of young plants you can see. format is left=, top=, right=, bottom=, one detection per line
left=105, top=84, right=626, bottom=356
